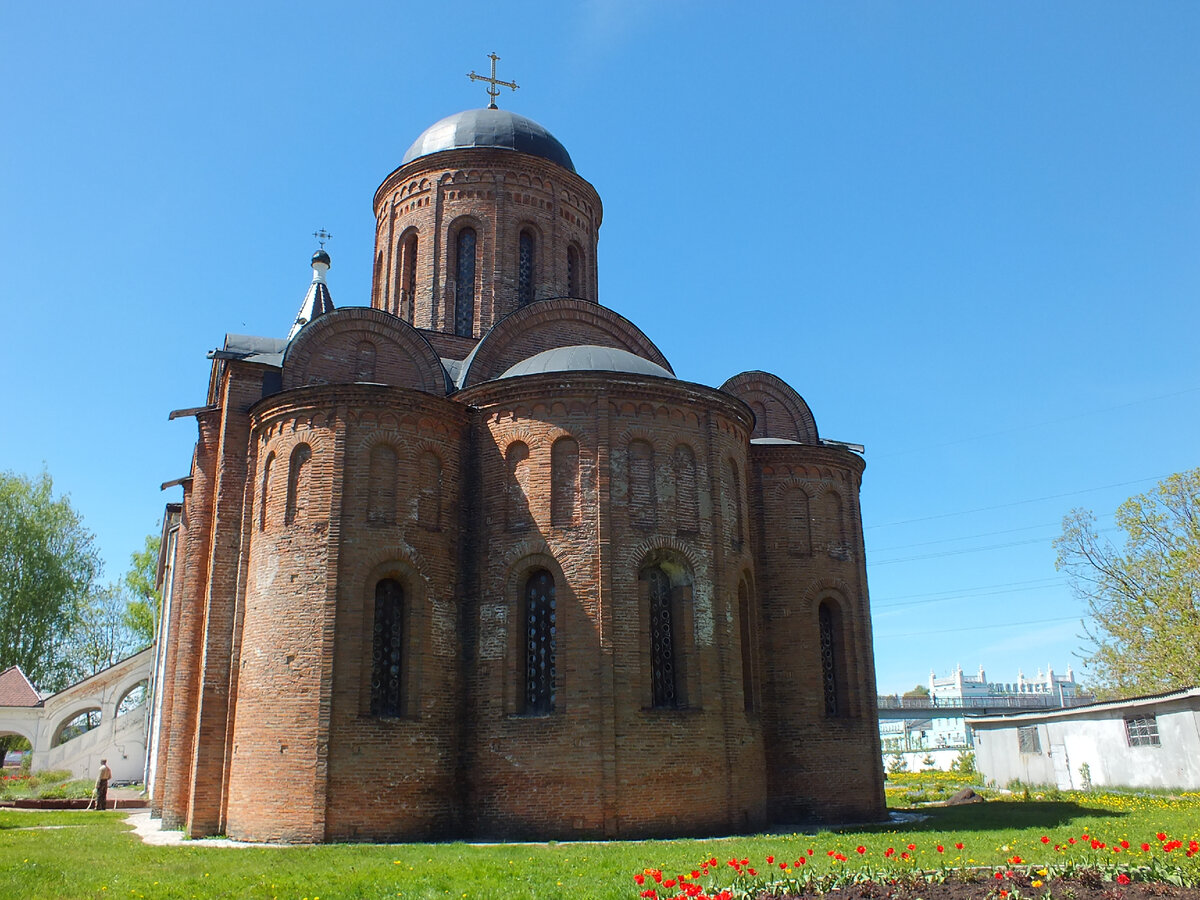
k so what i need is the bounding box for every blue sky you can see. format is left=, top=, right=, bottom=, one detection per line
left=3, top=1, right=1197, bottom=695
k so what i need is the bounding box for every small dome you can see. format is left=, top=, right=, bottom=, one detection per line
left=500, top=345, right=674, bottom=380
left=312, top=249, right=331, bottom=268
left=402, top=108, right=575, bottom=172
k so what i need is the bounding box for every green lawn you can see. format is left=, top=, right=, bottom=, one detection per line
left=2, top=783, right=1198, bottom=900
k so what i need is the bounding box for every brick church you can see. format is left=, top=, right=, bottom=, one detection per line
left=148, top=84, right=886, bottom=842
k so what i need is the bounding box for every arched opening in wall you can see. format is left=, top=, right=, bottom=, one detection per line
left=726, top=459, right=745, bottom=550
left=628, top=440, right=656, bottom=529
left=821, top=490, right=848, bottom=558
left=367, top=444, right=398, bottom=523
left=639, top=554, right=696, bottom=710
left=673, top=443, right=699, bottom=533
left=54, top=708, right=102, bottom=746
left=454, top=227, right=477, bottom=337
left=505, top=441, right=532, bottom=532
left=518, top=229, right=535, bottom=307
left=370, top=578, right=406, bottom=717
left=374, top=250, right=385, bottom=301
left=738, top=578, right=757, bottom=713
left=285, top=443, right=312, bottom=525
left=750, top=401, right=768, bottom=439
left=354, top=341, right=377, bottom=381
left=818, top=600, right=846, bottom=718
left=259, top=451, right=275, bottom=531
left=566, top=243, right=582, bottom=299
left=397, top=231, right=418, bottom=319
left=0, top=733, right=31, bottom=767
left=417, top=451, right=443, bottom=530
left=788, top=486, right=812, bottom=556
left=550, top=436, right=579, bottom=528
left=116, top=680, right=148, bottom=717
left=521, top=568, right=557, bottom=715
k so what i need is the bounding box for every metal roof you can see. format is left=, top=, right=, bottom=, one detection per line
left=402, top=108, right=575, bottom=172
left=971, top=686, right=1200, bottom=726
left=500, top=344, right=674, bottom=381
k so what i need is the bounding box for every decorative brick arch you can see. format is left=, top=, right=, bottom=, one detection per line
left=282, top=307, right=449, bottom=395
left=458, top=299, right=674, bottom=388
left=720, top=371, right=819, bottom=444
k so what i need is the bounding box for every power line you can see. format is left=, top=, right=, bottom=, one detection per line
left=877, top=614, right=1084, bottom=639
left=872, top=575, right=1064, bottom=604
left=872, top=579, right=1068, bottom=610
left=870, top=521, right=1060, bottom=553
left=866, top=475, right=1166, bottom=530
left=869, top=525, right=1119, bottom=566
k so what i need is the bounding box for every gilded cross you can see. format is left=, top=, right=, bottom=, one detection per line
left=468, top=53, right=518, bottom=109
left=312, top=228, right=332, bottom=248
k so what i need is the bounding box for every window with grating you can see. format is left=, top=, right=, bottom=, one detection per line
left=455, top=227, right=476, bottom=336
left=648, top=568, right=678, bottom=709
left=518, top=230, right=534, bottom=307
left=567, top=244, right=581, bottom=298
left=1125, top=715, right=1161, bottom=747
left=1018, top=726, right=1041, bottom=754
left=523, top=569, right=556, bottom=715
left=818, top=602, right=839, bottom=717
left=370, top=578, right=404, bottom=717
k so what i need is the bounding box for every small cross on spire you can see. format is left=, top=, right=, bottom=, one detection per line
left=468, top=52, right=518, bottom=109
left=312, top=228, right=332, bottom=249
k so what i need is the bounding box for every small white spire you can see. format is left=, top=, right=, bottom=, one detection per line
left=288, top=247, right=335, bottom=342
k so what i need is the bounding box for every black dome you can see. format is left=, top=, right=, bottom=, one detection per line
left=402, top=108, right=575, bottom=172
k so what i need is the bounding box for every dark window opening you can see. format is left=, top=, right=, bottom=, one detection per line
left=455, top=227, right=476, bottom=337
left=518, top=230, right=535, bottom=307
left=819, top=602, right=839, bottom=717
left=567, top=244, right=581, bottom=298
left=523, top=569, right=556, bottom=715
left=648, top=568, right=678, bottom=709
left=370, top=578, right=405, bottom=717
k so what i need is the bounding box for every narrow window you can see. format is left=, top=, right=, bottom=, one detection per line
left=506, top=441, right=531, bottom=531
left=418, top=451, right=442, bottom=530
left=789, top=487, right=812, bottom=556
left=367, top=444, right=397, bottom=523
left=727, top=459, right=744, bottom=549
left=259, top=451, right=274, bottom=531
left=355, top=340, right=377, bottom=381
left=567, top=244, right=581, bottom=298
left=673, top=444, right=698, bottom=532
left=551, top=437, right=579, bottom=527
left=750, top=400, right=768, bottom=439
left=522, top=569, right=556, bottom=715
left=455, top=227, right=476, bottom=337
left=518, top=230, right=535, bottom=307
left=285, top=443, right=312, bottom=525
left=1125, top=715, right=1160, bottom=747
left=398, top=232, right=418, bottom=319
left=374, top=250, right=385, bottom=301
left=1018, top=726, right=1042, bottom=754
left=738, top=579, right=755, bottom=713
left=629, top=440, right=656, bottom=529
left=370, top=578, right=405, bottom=717
left=647, top=568, right=677, bottom=708
left=821, top=490, right=847, bottom=554
left=818, top=601, right=840, bottom=717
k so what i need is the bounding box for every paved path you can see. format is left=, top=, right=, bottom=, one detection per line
left=124, top=810, right=287, bottom=848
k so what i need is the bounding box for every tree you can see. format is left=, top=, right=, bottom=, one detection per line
left=0, top=470, right=100, bottom=692
left=121, top=533, right=161, bottom=645
left=67, top=584, right=142, bottom=680
left=1055, top=468, right=1200, bottom=697
left=902, top=684, right=930, bottom=699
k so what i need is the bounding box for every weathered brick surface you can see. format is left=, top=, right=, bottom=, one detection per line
left=154, top=130, right=885, bottom=842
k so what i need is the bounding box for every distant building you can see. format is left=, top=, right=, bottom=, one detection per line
left=973, top=687, right=1200, bottom=790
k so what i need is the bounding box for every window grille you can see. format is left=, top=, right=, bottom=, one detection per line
left=1018, top=725, right=1041, bottom=754
left=648, top=568, right=677, bottom=708
left=518, top=231, right=534, bottom=307
left=567, top=245, right=581, bottom=298
left=523, top=570, right=556, bottom=715
left=455, top=228, right=476, bottom=336
left=1125, top=714, right=1161, bottom=747
left=818, top=603, right=838, bottom=717
left=370, top=579, right=404, bottom=717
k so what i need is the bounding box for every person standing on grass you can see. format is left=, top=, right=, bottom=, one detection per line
left=94, top=759, right=112, bottom=811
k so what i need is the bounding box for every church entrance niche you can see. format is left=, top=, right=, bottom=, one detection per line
left=371, top=578, right=405, bottom=717
left=522, top=569, right=556, bottom=715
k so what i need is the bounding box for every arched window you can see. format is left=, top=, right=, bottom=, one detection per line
left=567, top=244, right=582, bottom=298
left=646, top=567, right=677, bottom=708
left=518, top=229, right=535, bottom=307
left=418, top=451, right=442, bottom=530
left=789, top=487, right=812, bottom=556
left=285, top=443, right=312, bottom=525
left=738, top=578, right=755, bottom=713
left=551, top=437, right=579, bottom=527
left=371, top=578, right=405, bottom=717
left=398, top=231, right=418, bottom=319
left=727, top=459, right=745, bottom=549
left=355, top=340, right=377, bottom=381
left=819, top=601, right=842, bottom=717
left=673, top=444, right=698, bottom=533
left=629, top=440, right=656, bottom=529
left=455, top=227, right=476, bottom=337
left=821, top=490, right=847, bottom=554
left=374, top=250, right=385, bottom=300
left=506, top=441, right=531, bottom=531
left=259, top=451, right=274, bottom=531
left=522, top=569, right=556, bottom=715
left=750, top=400, right=768, bottom=439
left=367, top=444, right=397, bottom=523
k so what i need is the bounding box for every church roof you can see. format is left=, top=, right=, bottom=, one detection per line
left=288, top=250, right=336, bottom=342
left=402, top=108, right=575, bottom=173
left=0, top=666, right=42, bottom=707
left=499, top=344, right=674, bottom=380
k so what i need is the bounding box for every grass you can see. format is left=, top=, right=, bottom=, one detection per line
left=0, top=769, right=94, bottom=801
left=1, top=775, right=1198, bottom=899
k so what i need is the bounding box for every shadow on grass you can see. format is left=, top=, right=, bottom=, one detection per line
left=842, top=801, right=1127, bottom=835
